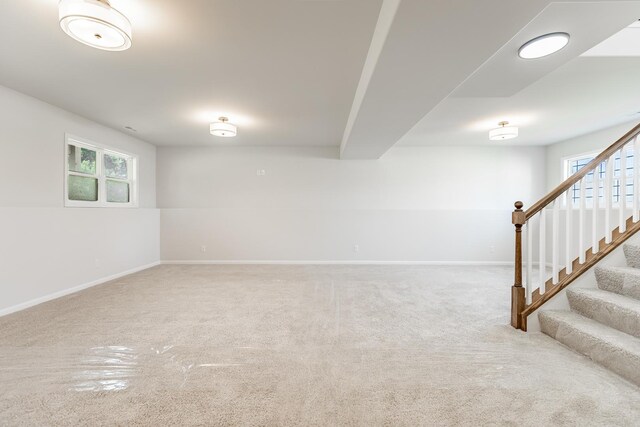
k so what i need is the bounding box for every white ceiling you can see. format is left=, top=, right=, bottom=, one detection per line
left=341, top=0, right=555, bottom=158
left=449, top=2, right=640, bottom=98
left=0, top=0, right=382, bottom=147
left=583, top=20, right=640, bottom=57
left=2, top=0, right=640, bottom=155
left=398, top=56, right=640, bottom=147
left=399, top=2, right=640, bottom=147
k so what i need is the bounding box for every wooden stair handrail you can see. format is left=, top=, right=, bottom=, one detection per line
left=517, top=214, right=640, bottom=331
left=511, top=122, right=640, bottom=331
left=524, top=122, right=640, bottom=221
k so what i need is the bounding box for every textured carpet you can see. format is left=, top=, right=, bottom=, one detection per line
left=1, top=265, right=639, bottom=426
left=540, top=243, right=640, bottom=386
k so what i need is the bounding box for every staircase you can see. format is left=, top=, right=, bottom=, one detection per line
left=510, top=123, right=640, bottom=331
left=539, top=243, right=640, bottom=386
left=508, top=123, right=640, bottom=385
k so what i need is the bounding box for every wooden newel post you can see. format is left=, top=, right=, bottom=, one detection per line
left=511, top=201, right=526, bottom=330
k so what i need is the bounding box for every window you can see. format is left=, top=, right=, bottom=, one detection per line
left=65, top=135, right=138, bottom=207
left=564, top=149, right=634, bottom=206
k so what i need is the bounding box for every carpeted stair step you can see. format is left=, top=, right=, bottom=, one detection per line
left=566, top=288, right=640, bottom=338
left=623, top=243, right=640, bottom=268
left=539, top=310, right=640, bottom=386
left=595, top=266, right=640, bottom=300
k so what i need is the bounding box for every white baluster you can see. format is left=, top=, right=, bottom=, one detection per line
left=552, top=199, right=559, bottom=284
left=605, top=156, right=613, bottom=244
left=526, top=220, right=532, bottom=304
left=634, top=136, right=639, bottom=222
left=620, top=146, right=627, bottom=232
left=592, top=162, right=599, bottom=254
left=579, top=176, right=586, bottom=264
left=539, top=209, right=546, bottom=294
left=565, top=188, right=573, bottom=274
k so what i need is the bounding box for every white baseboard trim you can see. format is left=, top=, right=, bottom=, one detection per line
left=0, top=261, right=161, bottom=317
left=161, top=260, right=514, bottom=266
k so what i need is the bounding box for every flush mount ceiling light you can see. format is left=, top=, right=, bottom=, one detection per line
left=59, top=0, right=132, bottom=51
left=210, top=117, right=237, bottom=137
left=489, top=121, right=518, bottom=141
left=518, top=32, right=570, bottom=59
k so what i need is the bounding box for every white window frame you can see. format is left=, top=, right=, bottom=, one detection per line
left=562, top=149, right=601, bottom=181
left=64, top=134, right=138, bottom=208
left=562, top=148, right=634, bottom=207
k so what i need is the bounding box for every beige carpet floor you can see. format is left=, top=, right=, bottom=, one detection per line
left=0, top=264, right=639, bottom=426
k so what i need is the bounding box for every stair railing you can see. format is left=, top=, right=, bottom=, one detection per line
left=511, top=123, right=640, bottom=331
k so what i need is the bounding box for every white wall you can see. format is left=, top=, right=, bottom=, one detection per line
left=158, top=145, right=545, bottom=262
left=0, top=85, right=160, bottom=314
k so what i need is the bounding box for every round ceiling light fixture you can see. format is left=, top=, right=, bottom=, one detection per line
left=518, top=32, right=569, bottom=59
left=489, top=121, right=518, bottom=141
left=59, top=0, right=132, bottom=51
left=210, top=117, right=237, bottom=137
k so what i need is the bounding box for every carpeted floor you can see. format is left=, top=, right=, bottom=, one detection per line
left=0, top=265, right=639, bottom=426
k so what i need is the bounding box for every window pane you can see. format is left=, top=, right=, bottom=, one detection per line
left=106, top=179, right=130, bottom=203
left=68, top=175, right=98, bottom=201
left=104, top=153, right=128, bottom=179
left=68, top=145, right=96, bottom=175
